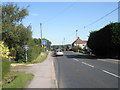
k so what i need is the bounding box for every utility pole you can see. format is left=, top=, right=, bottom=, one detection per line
left=64, top=38, right=65, bottom=51
left=118, top=1, right=120, bottom=22
left=64, top=38, right=65, bottom=45
left=76, top=30, right=78, bottom=39
left=40, top=23, right=42, bottom=47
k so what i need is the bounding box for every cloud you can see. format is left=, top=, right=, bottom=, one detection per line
left=30, top=13, right=39, bottom=16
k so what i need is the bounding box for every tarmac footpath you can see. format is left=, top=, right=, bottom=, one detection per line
left=27, top=52, right=57, bottom=88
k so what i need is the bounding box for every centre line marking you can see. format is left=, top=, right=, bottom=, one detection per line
left=73, top=58, right=79, bottom=62
left=102, top=70, right=120, bottom=78
left=82, top=62, right=94, bottom=68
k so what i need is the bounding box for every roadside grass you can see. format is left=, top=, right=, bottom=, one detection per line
left=2, top=52, right=48, bottom=89
left=31, top=52, right=48, bottom=64
left=2, top=71, right=34, bottom=88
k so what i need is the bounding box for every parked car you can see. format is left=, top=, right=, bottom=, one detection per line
left=54, top=49, right=63, bottom=56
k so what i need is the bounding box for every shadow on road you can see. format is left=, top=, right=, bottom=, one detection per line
left=65, top=53, right=120, bottom=60
left=65, top=54, right=99, bottom=59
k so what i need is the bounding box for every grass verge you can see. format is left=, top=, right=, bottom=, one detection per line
left=31, top=52, right=48, bottom=64
left=2, top=71, right=34, bottom=88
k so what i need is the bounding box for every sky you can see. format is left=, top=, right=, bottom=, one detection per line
left=2, top=2, right=119, bottom=45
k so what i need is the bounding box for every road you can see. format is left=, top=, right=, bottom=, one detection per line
left=53, top=51, right=120, bottom=88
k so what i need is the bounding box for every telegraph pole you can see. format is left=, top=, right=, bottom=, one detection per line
left=76, top=30, right=78, bottom=39
left=118, top=1, right=120, bottom=22
left=64, top=38, right=65, bottom=45
left=40, top=23, right=42, bottom=47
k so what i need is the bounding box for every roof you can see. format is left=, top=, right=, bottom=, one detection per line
left=72, top=37, right=87, bottom=44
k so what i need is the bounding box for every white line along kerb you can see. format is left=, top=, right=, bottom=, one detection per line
left=82, top=62, right=94, bottom=68
left=102, top=70, right=120, bottom=78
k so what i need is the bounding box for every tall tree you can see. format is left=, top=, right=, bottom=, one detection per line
left=2, top=3, right=29, bottom=48
left=2, top=3, right=29, bottom=24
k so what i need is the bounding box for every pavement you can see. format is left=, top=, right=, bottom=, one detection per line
left=26, top=52, right=57, bottom=88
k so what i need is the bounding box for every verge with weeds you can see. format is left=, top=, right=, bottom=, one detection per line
left=2, top=71, right=34, bottom=88
left=31, top=52, right=48, bottom=64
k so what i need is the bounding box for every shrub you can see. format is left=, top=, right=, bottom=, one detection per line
left=72, top=46, right=82, bottom=52
left=10, top=60, right=17, bottom=63
left=2, top=58, right=10, bottom=79
left=17, top=59, right=26, bottom=63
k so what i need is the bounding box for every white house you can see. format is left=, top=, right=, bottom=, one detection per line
left=72, top=37, right=88, bottom=49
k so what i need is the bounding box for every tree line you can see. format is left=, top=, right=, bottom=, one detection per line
left=1, top=3, right=51, bottom=62
left=87, top=22, right=120, bottom=59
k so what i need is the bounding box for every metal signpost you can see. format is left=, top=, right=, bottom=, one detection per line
left=22, top=45, right=29, bottom=63
left=42, top=40, right=47, bottom=45
left=42, top=40, right=47, bottom=52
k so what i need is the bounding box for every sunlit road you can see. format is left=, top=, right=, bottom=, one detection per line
left=53, top=51, right=119, bottom=88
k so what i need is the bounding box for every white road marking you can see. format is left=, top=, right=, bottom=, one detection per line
left=82, top=62, right=94, bottom=68
left=102, top=70, right=120, bottom=78
left=73, top=58, right=79, bottom=62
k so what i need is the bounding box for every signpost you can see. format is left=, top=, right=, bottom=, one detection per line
left=42, top=40, right=47, bottom=52
left=42, top=40, right=47, bottom=45
left=22, top=45, right=29, bottom=63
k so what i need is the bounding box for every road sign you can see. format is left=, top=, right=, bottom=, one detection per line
left=22, top=45, right=29, bottom=63
left=23, top=45, right=29, bottom=50
left=42, top=40, right=47, bottom=45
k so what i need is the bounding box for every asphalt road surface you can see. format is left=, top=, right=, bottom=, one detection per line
left=53, top=51, right=120, bottom=88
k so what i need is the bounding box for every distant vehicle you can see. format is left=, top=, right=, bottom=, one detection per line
left=54, top=49, right=63, bottom=56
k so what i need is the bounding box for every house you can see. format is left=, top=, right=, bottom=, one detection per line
left=72, top=37, right=87, bottom=49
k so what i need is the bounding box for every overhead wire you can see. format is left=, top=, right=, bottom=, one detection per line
left=76, top=5, right=120, bottom=41
left=42, top=2, right=76, bottom=24
left=83, top=5, right=120, bottom=29
left=42, top=2, right=76, bottom=44
left=41, top=3, right=120, bottom=44
left=64, top=4, right=120, bottom=44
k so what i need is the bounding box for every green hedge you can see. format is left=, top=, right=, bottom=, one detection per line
left=27, top=45, right=42, bottom=62
left=2, top=58, right=10, bottom=79
left=88, top=23, right=120, bottom=58
left=15, top=44, right=42, bottom=63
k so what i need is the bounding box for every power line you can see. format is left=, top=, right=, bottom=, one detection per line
left=43, top=3, right=75, bottom=24
left=84, top=5, right=120, bottom=29
left=76, top=5, right=120, bottom=41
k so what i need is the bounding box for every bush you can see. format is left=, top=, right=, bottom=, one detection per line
left=27, top=44, right=42, bottom=62
left=17, top=59, right=26, bottom=63
left=2, top=58, right=10, bottom=79
left=10, top=60, right=17, bottom=63
left=72, top=46, right=82, bottom=52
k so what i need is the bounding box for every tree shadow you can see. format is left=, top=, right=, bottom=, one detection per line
left=65, top=53, right=120, bottom=60
left=65, top=54, right=101, bottom=59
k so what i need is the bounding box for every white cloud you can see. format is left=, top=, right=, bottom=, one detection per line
left=30, top=13, right=39, bottom=16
